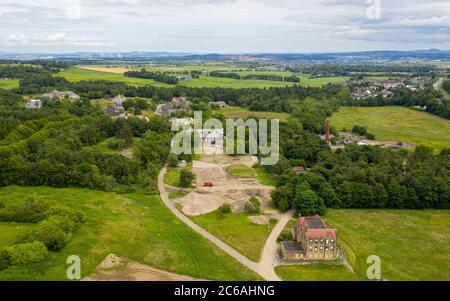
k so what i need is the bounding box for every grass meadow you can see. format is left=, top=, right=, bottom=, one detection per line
left=329, top=106, right=450, bottom=150
left=0, top=186, right=260, bottom=280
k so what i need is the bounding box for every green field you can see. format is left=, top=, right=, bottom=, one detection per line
left=0, top=223, right=33, bottom=249
left=0, top=186, right=260, bottom=280
left=0, top=79, right=19, bottom=90
left=275, top=264, right=356, bottom=281
left=56, top=67, right=172, bottom=87
left=324, top=209, right=450, bottom=280
left=298, top=75, right=346, bottom=87
left=191, top=212, right=276, bottom=262
left=219, top=106, right=290, bottom=122
left=180, top=75, right=296, bottom=89
left=68, top=66, right=344, bottom=89
left=329, top=106, right=450, bottom=150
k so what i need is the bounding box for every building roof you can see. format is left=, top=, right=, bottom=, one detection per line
left=306, top=229, right=337, bottom=240
left=300, top=216, right=326, bottom=229
left=281, top=241, right=304, bottom=252
left=300, top=216, right=337, bottom=240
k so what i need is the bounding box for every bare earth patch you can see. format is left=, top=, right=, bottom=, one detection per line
left=84, top=254, right=199, bottom=281
left=177, top=156, right=273, bottom=216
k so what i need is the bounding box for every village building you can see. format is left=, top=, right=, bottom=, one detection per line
left=104, top=95, right=126, bottom=118
left=208, top=101, right=227, bottom=108
left=280, top=216, right=339, bottom=261
left=292, top=166, right=305, bottom=174
left=25, top=99, right=42, bottom=109
left=155, top=97, right=191, bottom=117
left=41, top=90, right=80, bottom=101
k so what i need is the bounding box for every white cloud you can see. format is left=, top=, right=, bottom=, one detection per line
left=5, top=33, right=113, bottom=46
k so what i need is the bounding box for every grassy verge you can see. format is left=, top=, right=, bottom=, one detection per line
left=275, top=264, right=356, bottom=281
left=329, top=106, right=450, bottom=150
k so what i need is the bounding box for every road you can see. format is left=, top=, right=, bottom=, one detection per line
left=157, top=166, right=294, bottom=281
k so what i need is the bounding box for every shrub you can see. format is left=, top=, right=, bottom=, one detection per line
left=0, top=199, right=48, bottom=223
left=366, top=132, right=376, bottom=140
left=167, top=153, right=179, bottom=167
left=0, top=249, right=9, bottom=270
left=352, top=125, right=368, bottom=136
left=243, top=196, right=261, bottom=213
left=218, top=203, right=232, bottom=214
left=5, top=241, right=48, bottom=266
left=179, top=169, right=196, bottom=188
left=22, top=220, right=67, bottom=251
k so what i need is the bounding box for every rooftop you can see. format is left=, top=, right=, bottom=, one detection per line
left=281, top=241, right=304, bottom=252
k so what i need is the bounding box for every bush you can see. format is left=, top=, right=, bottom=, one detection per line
left=179, top=169, right=195, bottom=188
left=0, top=249, right=9, bottom=270
left=218, top=203, right=232, bottom=214
left=107, top=138, right=126, bottom=150
left=366, top=132, right=376, bottom=140
left=243, top=196, right=261, bottom=213
left=22, top=220, right=67, bottom=251
left=0, top=199, right=49, bottom=223
left=5, top=241, right=48, bottom=266
left=167, top=153, right=179, bottom=167
left=352, top=125, right=368, bottom=136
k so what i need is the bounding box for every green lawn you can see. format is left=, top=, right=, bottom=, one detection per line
left=191, top=211, right=277, bottom=262
left=0, top=79, right=19, bottom=90
left=56, top=67, right=172, bottom=87
left=0, top=186, right=260, bottom=280
left=275, top=264, right=356, bottom=281
left=0, top=223, right=34, bottom=249
left=219, top=106, right=290, bottom=122
left=329, top=106, right=450, bottom=150
left=324, top=209, right=450, bottom=280
left=254, top=166, right=278, bottom=186
left=225, top=164, right=255, bottom=178
left=298, top=75, right=346, bottom=87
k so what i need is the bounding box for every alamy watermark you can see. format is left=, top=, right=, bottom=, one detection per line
left=66, top=255, right=81, bottom=280
left=366, top=0, right=381, bottom=20
left=67, top=0, right=81, bottom=20
left=170, top=111, right=279, bottom=165
left=366, top=255, right=381, bottom=280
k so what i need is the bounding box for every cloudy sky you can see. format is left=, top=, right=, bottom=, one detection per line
left=0, top=0, right=449, bottom=53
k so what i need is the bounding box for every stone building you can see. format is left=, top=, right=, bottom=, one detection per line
left=280, top=216, right=339, bottom=261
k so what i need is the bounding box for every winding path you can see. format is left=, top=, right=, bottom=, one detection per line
left=158, top=166, right=294, bottom=281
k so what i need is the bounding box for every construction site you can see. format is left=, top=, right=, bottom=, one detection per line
left=171, top=155, right=274, bottom=216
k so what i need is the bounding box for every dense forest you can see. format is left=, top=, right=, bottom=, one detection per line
left=124, top=70, right=179, bottom=84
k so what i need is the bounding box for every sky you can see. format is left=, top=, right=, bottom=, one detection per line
left=0, top=0, right=449, bottom=53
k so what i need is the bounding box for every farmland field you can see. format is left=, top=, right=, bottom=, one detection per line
left=179, top=75, right=296, bottom=89
left=0, top=186, right=260, bottom=280
left=324, top=209, right=450, bottom=280
left=275, top=264, right=357, bottom=281
left=219, top=106, right=290, bottom=122
left=56, top=67, right=172, bottom=87
left=329, top=106, right=450, bottom=150
left=0, top=79, right=19, bottom=90
left=191, top=211, right=277, bottom=262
